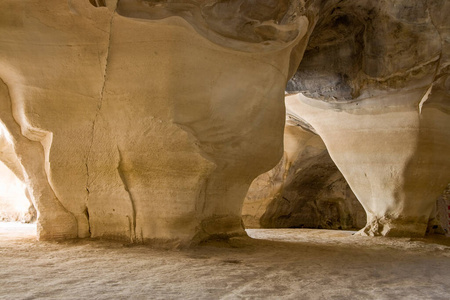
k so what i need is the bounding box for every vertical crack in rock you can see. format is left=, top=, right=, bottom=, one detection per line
left=116, top=146, right=137, bottom=242
left=84, top=1, right=120, bottom=228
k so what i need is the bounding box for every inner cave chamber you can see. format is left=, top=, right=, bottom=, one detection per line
left=0, top=0, right=449, bottom=243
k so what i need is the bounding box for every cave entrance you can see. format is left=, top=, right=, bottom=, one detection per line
left=0, top=161, right=35, bottom=224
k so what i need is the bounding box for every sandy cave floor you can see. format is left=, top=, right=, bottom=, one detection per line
left=0, top=223, right=449, bottom=300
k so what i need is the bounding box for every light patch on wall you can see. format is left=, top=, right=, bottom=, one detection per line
left=0, top=161, right=32, bottom=222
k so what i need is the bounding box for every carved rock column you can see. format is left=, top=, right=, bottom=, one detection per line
left=0, top=0, right=310, bottom=244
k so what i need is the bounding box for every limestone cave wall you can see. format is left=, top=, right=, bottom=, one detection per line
left=243, top=120, right=366, bottom=230
left=0, top=0, right=448, bottom=242
left=285, top=0, right=450, bottom=237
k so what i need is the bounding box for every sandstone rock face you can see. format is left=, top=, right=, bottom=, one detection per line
left=287, top=0, right=450, bottom=237
left=0, top=0, right=448, bottom=242
left=0, top=0, right=310, bottom=243
left=243, top=118, right=366, bottom=230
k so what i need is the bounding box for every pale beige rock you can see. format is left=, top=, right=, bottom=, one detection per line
left=286, top=93, right=450, bottom=237
left=1, top=0, right=448, bottom=242
left=0, top=0, right=310, bottom=244
left=243, top=117, right=366, bottom=230
left=284, top=0, right=450, bottom=237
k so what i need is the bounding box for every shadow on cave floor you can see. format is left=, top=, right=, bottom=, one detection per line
left=1, top=222, right=449, bottom=251
left=1, top=222, right=449, bottom=250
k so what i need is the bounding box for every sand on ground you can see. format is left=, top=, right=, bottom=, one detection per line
left=0, top=223, right=449, bottom=300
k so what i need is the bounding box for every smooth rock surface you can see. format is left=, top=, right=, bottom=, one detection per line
left=284, top=0, right=450, bottom=237
left=243, top=118, right=366, bottom=230
left=0, top=0, right=310, bottom=243
left=0, top=0, right=448, bottom=242
left=285, top=92, right=450, bottom=237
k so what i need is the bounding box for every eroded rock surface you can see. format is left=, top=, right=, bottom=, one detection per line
left=0, top=0, right=311, bottom=244
left=287, top=0, right=450, bottom=237
left=0, top=0, right=448, bottom=242
left=243, top=120, right=366, bottom=230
